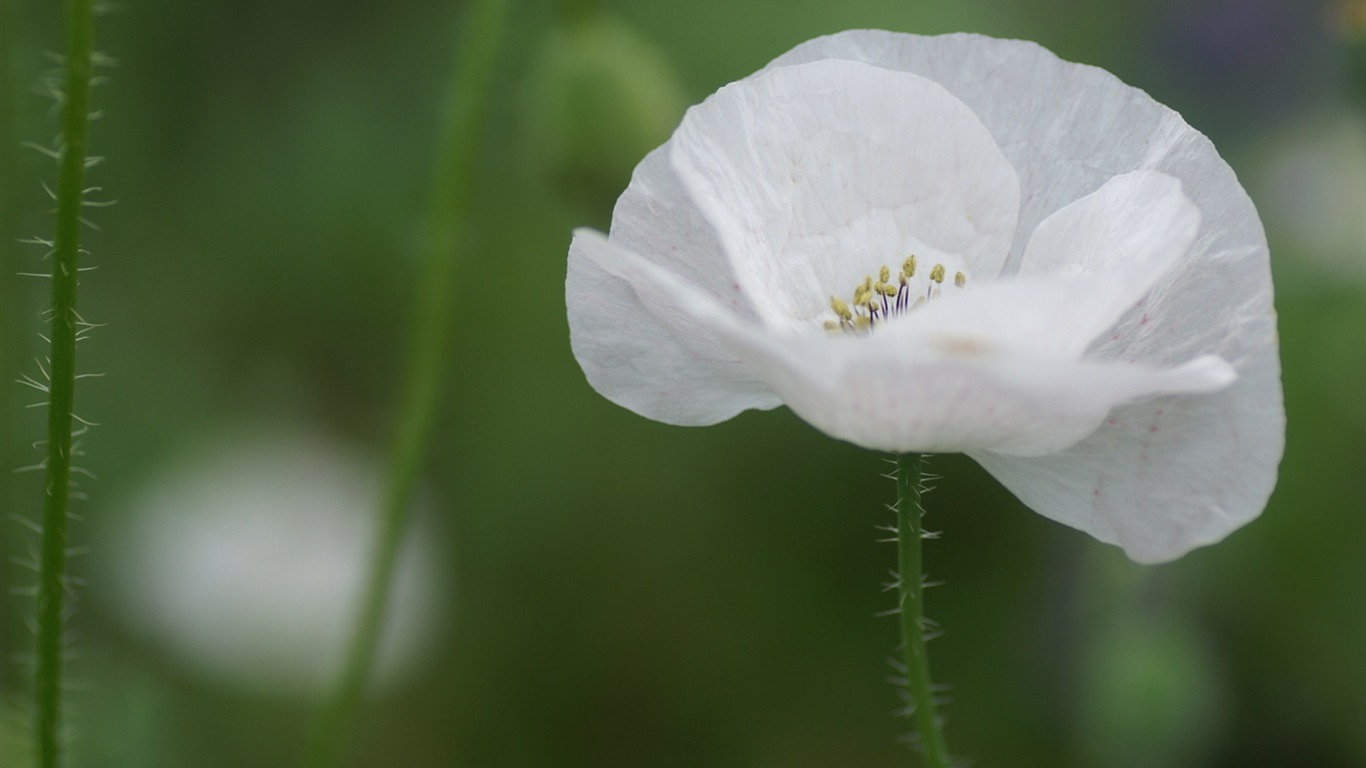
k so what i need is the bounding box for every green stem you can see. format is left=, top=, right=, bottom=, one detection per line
left=302, top=1, right=509, bottom=766
left=35, top=0, right=95, bottom=764
left=895, top=453, right=951, bottom=768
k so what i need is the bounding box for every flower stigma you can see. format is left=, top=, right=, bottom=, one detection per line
left=824, top=254, right=968, bottom=334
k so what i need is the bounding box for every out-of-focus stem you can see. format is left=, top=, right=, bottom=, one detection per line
left=302, top=1, right=510, bottom=766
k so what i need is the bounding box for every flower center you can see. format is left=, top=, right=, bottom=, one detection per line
left=824, top=255, right=967, bottom=333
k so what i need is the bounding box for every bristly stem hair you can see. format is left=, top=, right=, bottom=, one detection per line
left=35, top=0, right=97, bottom=764
left=895, top=453, right=952, bottom=767
left=302, top=0, right=510, bottom=765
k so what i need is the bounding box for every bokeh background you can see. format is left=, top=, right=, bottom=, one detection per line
left=2, top=0, right=1364, bottom=766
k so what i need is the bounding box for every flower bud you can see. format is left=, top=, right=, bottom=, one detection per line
left=522, top=14, right=687, bottom=212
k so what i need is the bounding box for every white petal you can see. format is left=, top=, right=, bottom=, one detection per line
left=969, top=355, right=1282, bottom=563
left=751, top=339, right=1234, bottom=457
left=567, top=129, right=777, bottom=425
left=1009, top=170, right=1201, bottom=356
left=768, top=31, right=1283, bottom=560
left=577, top=229, right=1235, bottom=458
left=567, top=229, right=781, bottom=425
left=609, top=144, right=758, bottom=321
left=667, top=58, right=1019, bottom=330
left=764, top=32, right=1231, bottom=272
left=889, top=170, right=1200, bottom=363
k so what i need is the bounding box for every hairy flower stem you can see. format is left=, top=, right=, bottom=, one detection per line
left=895, top=453, right=951, bottom=767
left=34, top=0, right=95, bottom=764
left=302, top=0, right=509, bottom=766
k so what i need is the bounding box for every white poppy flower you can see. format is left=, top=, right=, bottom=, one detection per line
left=566, top=31, right=1283, bottom=563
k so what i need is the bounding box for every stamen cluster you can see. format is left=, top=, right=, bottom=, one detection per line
left=825, top=255, right=966, bottom=333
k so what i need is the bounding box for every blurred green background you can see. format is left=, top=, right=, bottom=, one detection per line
left=2, top=0, right=1364, bottom=766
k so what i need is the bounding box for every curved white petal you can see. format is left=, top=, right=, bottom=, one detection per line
left=750, top=338, right=1234, bottom=457
left=895, top=170, right=1202, bottom=361
left=609, top=144, right=758, bottom=321
left=578, top=229, right=1234, bottom=458
left=763, top=32, right=1239, bottom=271
left=767, top=31, right=1283, bottom=560
left=667, top=58, right=1020, bottom=331
left=568, top=111, right=781, bottom=426
left=968, top=365, right=1283, bottom=563
left=567, top=229, right=781, bottom=425
left=1010, top=170, right=1202, bottom=356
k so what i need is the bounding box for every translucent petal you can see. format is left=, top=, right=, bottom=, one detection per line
left=567, top=229, right=781, bottom=425
left=667, top=58, right=1019, bottom=331
left=1008, top=170, right=1201, bottom=356
left=968, top=369, right=1283, bottom=563
left=577, top=229, right=1234, bottom=458
left=567, top=127, right=789, bottom=425
left=764, top=32, right=1239, bottom=272
left=610, top=145, right=758, bottom=321
left=746, top=336, right=1234, bottom=457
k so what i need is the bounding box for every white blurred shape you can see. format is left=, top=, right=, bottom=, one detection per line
left=101, top=427, right=445, bottom=697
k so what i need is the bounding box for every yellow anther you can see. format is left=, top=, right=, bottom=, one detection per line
left=830, top=296, right=853, bottom=321
left=822, top=256, right=963, bottom=335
